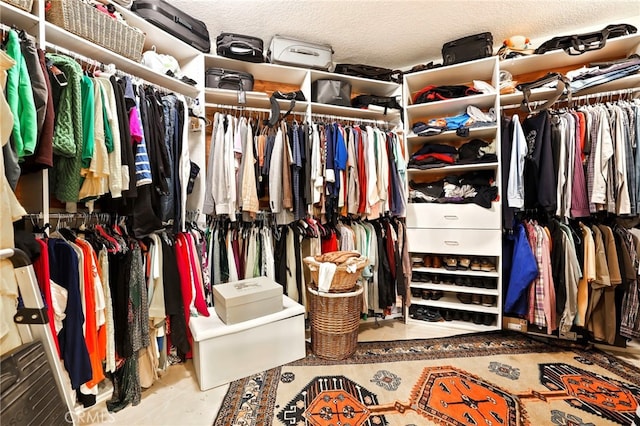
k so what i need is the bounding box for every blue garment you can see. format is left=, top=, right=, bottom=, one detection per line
left=48, top=238, right=92, bottom=390
left=334, top=123, right=348, bottom=197
left=325, top=124, right=336, bottom=196
left=504, top=223, right=538, bottom=315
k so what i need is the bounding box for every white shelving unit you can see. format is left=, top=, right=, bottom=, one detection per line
left=402, top=56, right=503, bottom=332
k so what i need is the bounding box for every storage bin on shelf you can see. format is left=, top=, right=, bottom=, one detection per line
left=46, top=0, right=145, bottom=61
left=303, top=250, right=368, bottom=293
left=5, top=0, right=33, bottom=12
left=307, top=284, right=363, bottom=360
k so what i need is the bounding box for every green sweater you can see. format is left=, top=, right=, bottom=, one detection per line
left=5, top=30, right=37, bottom=160
left=46, top=53, right=84, bottom=203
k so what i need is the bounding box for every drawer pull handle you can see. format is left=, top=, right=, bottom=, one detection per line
left=444, top=215, right=459, bottom=220
left=444, top=240, right=460, bottom=246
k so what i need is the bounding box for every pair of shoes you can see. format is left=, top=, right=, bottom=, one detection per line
left=422, top=290, right=444, bottom=300
left=457, top=293, right=473, bottom=304
left=431, top=274, right=441, bottom=284
left=432, top=256, right=443, bottom=269
left=423, top=255, right=433, bottom=268
left=458, top=257, right=471, bottom=270
left=411, top=288, right=422, bottom=298
left=441, top=276, right=454, bottom=285
left=471, top=294, right=482, bottom=305
left=472, top=313, right=495, bottom=325
left=470, top=258, right=482, bottom=271
left=443, top=256, right=458, bottom=270
left=443, top=309, right=462, bottom=321
left=483, top=279, right=498, bottom=289
left=480, top=258, right=497, bottom=272
left=481, top=295, right=496, bottom=307
left=424, top=308, right=444, bottom=322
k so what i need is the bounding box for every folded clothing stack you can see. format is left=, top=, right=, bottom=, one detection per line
left=412, top=105, right=497, bottom=137
left=409, top=170, right=498, bottom=208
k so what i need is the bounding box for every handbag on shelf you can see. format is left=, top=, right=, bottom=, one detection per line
left=272, top=90, right=306, bottom=101
left=351, top=94, right=401, bottom=113
left=216, top=32, right=264, bottom=63
left=516, top=72, right=571, bottom=113
left=311, top=79, right=352, bottom=107
left=334, top=63, right=402, bottom=84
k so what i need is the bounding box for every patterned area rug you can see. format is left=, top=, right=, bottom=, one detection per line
left=213, top=331, right=640, bottom=426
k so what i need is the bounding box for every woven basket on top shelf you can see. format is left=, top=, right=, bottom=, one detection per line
left=307, top=284, right=363, bottom=360
left=303, top=251, right=368, bottom=293
left=5, top=0, right=33, bottom=12
left=45, top=0, right=145, bottom=62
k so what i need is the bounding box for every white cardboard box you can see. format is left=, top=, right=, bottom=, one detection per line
left=213, top=276, right=283, bottom=324
left=189, top=295, right=306, bottom=391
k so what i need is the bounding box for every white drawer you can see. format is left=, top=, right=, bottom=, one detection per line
left=406, top=203, right=500, bottom=230
left=406, top=228, right=501, bottom=256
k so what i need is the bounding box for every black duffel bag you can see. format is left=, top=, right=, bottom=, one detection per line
left=334, top=63, right=402, bottom=84
left=442, top=32, right=494, bottom=66
left=216, top=32, right=264, bottom=63
left=534, top=23, right=637, bottom=55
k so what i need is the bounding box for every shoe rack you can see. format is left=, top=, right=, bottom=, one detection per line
left=402, top=56, right=502, bottom=332
left=408, top=254, right=500, bottom=329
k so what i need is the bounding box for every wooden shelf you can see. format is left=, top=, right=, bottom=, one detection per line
left=0, top=1, right=39, bottom=33
left=411, top=266, right=499, bottom=277
left=499, top=33, right=640, bottom=76
left=405, top=93, right=497, bottom=119
left=404, top=56, right=498, bottom=90
left=311, top=69, right=401, bottom=96
left=409, top=295, right=500, bottom=314
left=410, top=282, right=499, bottom=296
left=45, top=23, right=200, bottom=98
left=406, top=317, right=500, bottom=331
left=406, top=125, right=498, bottom=144
left=407, top=161, right=498, bottom=174
left=500, top=73, right=640, bottom=109
left=112, top=3, right=200, bottom=64
left=204, top=54, right=308, bottom=85
left=205, top=89, right=308, bottom=111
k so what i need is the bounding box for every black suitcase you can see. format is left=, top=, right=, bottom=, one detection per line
left=442, top=32, right=494, bottom=66
left=1, top=341, right=68, bottom=425
left=216, top=33, right=264, bottom=63
left=131, top=0, right=211, bottom=53
left=206, top=68, right=254, bottom=91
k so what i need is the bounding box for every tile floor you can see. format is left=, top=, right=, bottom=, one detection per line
left=79, top=319, right=640, bottom=426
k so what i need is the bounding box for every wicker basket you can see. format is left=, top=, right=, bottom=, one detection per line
left=5, top=0, right=33, bottom=12
left=303, top=253, right=368, bottom=293
left=307, top=285, right=363, bottom=360
left=45, top=0, right=145, bottom=62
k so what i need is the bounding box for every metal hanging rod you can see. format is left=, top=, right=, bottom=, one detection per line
left=0, top=22, right=37, bottom=42
left=310, top=112, right=389, bottom=126
left=500, top=86, right=640, bottom=110
left=44, top=42, right=193, bottom=102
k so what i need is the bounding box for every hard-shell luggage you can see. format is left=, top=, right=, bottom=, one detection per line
left=131, top=0, right=211, bottom=53
left=268, top=35, right=333, bottom=71
left=205, top=68, right=254, bottom=91
left=1, top=341, right=68, bottom=425
left=442, top=32, right=494, bottom=66
left=216, top=33, right=265, bottom=63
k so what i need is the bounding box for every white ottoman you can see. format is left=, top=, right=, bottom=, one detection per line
left=189, top=295, right=306, bottom=391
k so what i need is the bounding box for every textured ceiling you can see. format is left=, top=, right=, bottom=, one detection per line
left=168, top=0, right=640, bottom=71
